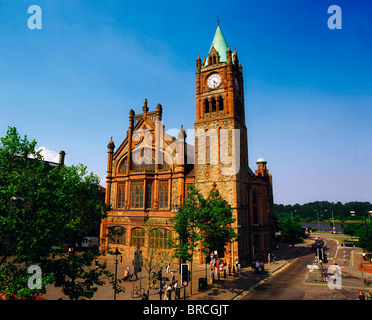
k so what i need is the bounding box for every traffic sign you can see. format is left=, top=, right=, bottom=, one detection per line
left=307, top=264, right=320, bottom=270
left=181, top=264, right=189, bottom=286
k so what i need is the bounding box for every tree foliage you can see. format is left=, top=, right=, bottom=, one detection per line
left=171, top=184, right=238, bottom=262
left=0, top=127, right=114, bottom=299
left=274, top=201, right=372, bottom=222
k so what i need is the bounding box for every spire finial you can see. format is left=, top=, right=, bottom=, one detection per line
left=217, top=16, right=220, bottom=25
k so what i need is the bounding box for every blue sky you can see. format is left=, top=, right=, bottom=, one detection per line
left=0, top=0, right=371, bottom=205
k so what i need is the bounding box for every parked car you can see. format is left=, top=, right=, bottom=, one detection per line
left=342, top=241, right=356, bottom=247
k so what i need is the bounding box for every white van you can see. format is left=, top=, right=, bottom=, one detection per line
left=81, top=237, right=99, bottom=248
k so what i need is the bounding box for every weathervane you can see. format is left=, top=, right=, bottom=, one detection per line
left=217, top=16, right=221, bottom=25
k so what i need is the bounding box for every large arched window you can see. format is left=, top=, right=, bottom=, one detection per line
left=149, top=228, right=172, bottom=249
left=120, top=157, right=128, bottom=174
left=108, top=226, right=127, bottom=245
left=145, top=181, right=153, bottom=209
left=131, top=181, right=144, bottom=209
left=159, top=181, right=169, bottom=209
left=205, top=129, right=210, bottom=164
left=252, top=190, right=258, bottom=224
left=117, top=183, right=126, bottom=209
left=131, top=228, right=145, bottom=247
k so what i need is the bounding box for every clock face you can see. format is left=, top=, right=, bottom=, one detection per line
left=234, top=77, right=239, bottom=91
left=207, top=74, right=221, bottom=89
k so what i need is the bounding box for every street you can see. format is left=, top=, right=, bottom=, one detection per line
left=240, top=234, right=367, bottom=300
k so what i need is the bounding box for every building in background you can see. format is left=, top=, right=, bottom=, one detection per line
left=100, top=25, right=275, bottom=264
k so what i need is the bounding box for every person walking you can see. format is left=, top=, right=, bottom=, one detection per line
left=123, top=267, right=130, bottom=281
left=210, top=267, right=214, bottom=284
left=357, top=290, right=365, bottom=300
left=166, top=263, right=170, bottom=273
left=174, top=280, right=180, bottom=300
left=365, top=291, right=372, bottom=300
left=272, top=254, right=276, bottom=264
left=170, top=271, right=175, bottom=286
left=165, top=283, right=172, bottom=300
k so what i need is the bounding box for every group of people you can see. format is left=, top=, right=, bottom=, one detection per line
left=252, top=260, right=266, bottom=274
left=357, top=290, right=372, bottom=300
left=208, top=256, right=241, bottom=284
left=159, top=269, right=181, bottom=300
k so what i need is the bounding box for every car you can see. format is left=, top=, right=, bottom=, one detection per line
left=312, top=242, right=322, bottom=250
left=342, top=241, right=356, bottom=247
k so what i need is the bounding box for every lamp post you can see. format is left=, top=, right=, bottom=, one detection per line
left=113, top=247, right=121, bottom=300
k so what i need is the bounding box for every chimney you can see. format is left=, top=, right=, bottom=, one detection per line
left=59, top=151, right=66, bottom=166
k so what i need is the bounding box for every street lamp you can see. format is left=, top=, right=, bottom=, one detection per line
left=113, top=247, right=121, bottom=300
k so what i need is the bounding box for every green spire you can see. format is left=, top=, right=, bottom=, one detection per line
left=206, top=25, right=229, bottom=65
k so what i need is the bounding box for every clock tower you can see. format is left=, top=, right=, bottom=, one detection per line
left=194, top=24, right=251, bottom=262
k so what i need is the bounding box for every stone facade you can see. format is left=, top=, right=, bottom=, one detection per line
left=100, top=25, right=275, bottom=264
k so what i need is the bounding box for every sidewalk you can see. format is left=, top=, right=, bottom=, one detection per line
left=41, top=243, right=305, bottom=300
left=342, top=248, right=372, bottom=286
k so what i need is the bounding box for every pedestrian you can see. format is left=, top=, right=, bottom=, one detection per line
left=237, top=262, right=241, bottom=274
left=268, top=253, right=271, bottom=264
left=174, top=280, right=180, bottom=299
left=219, top=262, right=224, bottom=277
left=260, top=261, right=265, bottom=275
left=272, top=254, right=276, bottom=264
left=166, top=263, right=170, bottom=273
left=365, top=291, right=372, bottom=300
left=165, top=284, right=172, bottom=300
left=357, top=290, right=365, bottom=300
left=210, top=267, right=214, bottom=284
left=255, top=260, right=260, bottom=274
left=322, top=267, right=328, bottom=282
left=123, top=267, right=129, bottom=281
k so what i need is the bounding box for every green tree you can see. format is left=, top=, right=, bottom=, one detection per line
left=198, top=189, right=238, bottom=257
left=170, top=184, right=203, bottom=264
left=0, top=127, right=114, bottom=299
left=277, top=216, right=303, bottom=245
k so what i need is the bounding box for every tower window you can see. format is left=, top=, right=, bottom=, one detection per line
left=218, top=96, right=224, bottom=111
left=205, top=129, right=210, bottom=164
left=218, top=127, right=223, bottom=163
left=211, top=98, right=216, bottom=112
left=204, top=99, right=209, bottom=114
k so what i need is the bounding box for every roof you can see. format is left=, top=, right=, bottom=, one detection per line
left=205, top=25, right=229, bottom=66
left=256, top=154, right=267, bottom=163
